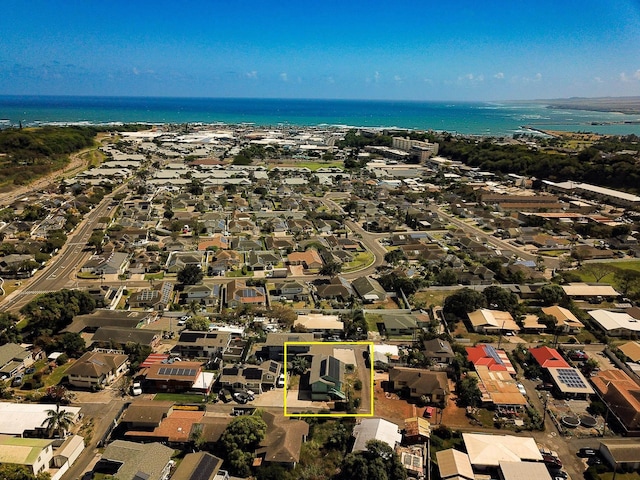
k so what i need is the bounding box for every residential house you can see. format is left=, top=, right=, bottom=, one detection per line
left=0, top=436, right=54, bottom=478
left=592, top=370, right=640, bottom=434
left=120, top=400, right=174, bottom=430
left=254, top=411, right=309, bottom=468
left=276, top=280, right=309, bottom=301
left=257, top=333, right=314, bottom=362
left=124, top=409, right=205, bottom=445
left=128, top=282, right=174, bottom=310
left=387, top=367, right=449, bottom=404
left=171, top=452, right=226, bottom=480
left=96, top=440, right=174, bottom=480
left=294, top=314, right=344, bottom=338
left=165, top=251, right=204, bottom=273
left=351, top=276, right=387, bottom=303
left=0, top=253, right=38, bottom=278
left=182, top=284, right=221, bottom=306
left=351, top=418, right=402, bottom=453
left=376, top=314, right=419, bottom=336
left=467, top=309, right=520, bottom=334
left=423, top=339, right=455, bottom=365
left=141, top=361, right=205, bottom=393
left=218, top=360, right=281, bottom=393
left=287, top=249, right=323, bottom=270
left=315, top=276, right=355, bottom=301
left=225, top=279, right=266, bottom=307
left=466, top=345, right=517, bottom=375
left=540, top=305, right=584, bottom=333
left=66, top=351, right=129, bottom=389
left=172, top=331, right=232, bottom=360
left=0, top=343, right=35, bottom=379
left=80, top=251, right=129, bottom=275
left=310, top=355, right=346, bottom=401
left=246, top=251, right=281, bottom=271
left=529, top=346, right=570, bottom=369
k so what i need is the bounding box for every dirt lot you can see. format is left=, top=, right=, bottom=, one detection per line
left=373, top=372, right=417, bottom=425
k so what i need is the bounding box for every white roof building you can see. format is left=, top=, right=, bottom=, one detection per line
left=588, top=310, right=640, bottom=336
left=499, top=461, right=552, bottom=480
left=352, top=418, right=402, bottom=453
left=0, top=402, right=82, bottom=436
left=462, top=433, right=542, bottom=468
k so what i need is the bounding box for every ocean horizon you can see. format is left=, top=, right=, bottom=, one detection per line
left=1, top=95, right=640, bottom=136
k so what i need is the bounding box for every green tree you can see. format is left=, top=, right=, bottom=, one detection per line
left=483, top=285, right=519, bottom=313
left=614, top=269, right=640, bottom=298
left=338, top=439, right=407, bottom=480
left=456, top=375, right=482, bottom=407
left=218, top=415, right=267, bottom=477
left=436, top=267, right=458, bottom=286
left=290, top=355, right=310, bottom=375
left=0, top=464, right=51, bottom=480
left=443, top=288, right=487, bottom=320
left=384, top=249, right=406, bottom=265
left=54, top=332, right=86, bottom=357
left=537, top=284, right=566, bottom=306
left=41, top=404, right=75, bottom=438
left=185, top=316, right=209, bottom=331
left=320, top=261, right=342, bottom=276
left=177, top=264, right=204, bottom=285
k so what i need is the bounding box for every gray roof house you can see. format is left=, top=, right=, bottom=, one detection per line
left=310, top=355, right=346, bottom=401
left=98, top=440, right=174, bottom=480
left=351, top=276, right=387, bottom=302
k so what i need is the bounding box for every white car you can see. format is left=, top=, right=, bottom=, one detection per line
left=131, top=381, right=142, bottom=396
left=276, top=374, right=285, bottom=388
left=516, top=383, right=526, bottom=396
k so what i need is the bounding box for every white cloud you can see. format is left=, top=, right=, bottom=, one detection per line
left=534, top=72, right=542, bottom=81
left=594, top=76, right=603, bottom=83
left=132, top=67, right=140, bottom=76
left=494, top=72, right=504, bottom=79
left=394, top=75, right=403, bottom=83
left=374, top=71, right=380, bottom=82
left=245, top=71, right=258, bottom=79
left=634, top=69, right=640, bottom=80
left=326, top=76, right=335, bottom=84
left=620, top=72, right=630, bottom=82
left=279, top=72, right=288, bottom=82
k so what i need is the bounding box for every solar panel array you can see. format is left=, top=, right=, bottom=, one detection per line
left=157, top=367, right=197, bottom=376
left=484, top=345, right=504, bottom=365
left=556, top=368, right=586, bottom=388
left=268, top=362, right=279, bottom=373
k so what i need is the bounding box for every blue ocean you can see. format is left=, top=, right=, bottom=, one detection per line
left=1, top=95, right=640, bottom=136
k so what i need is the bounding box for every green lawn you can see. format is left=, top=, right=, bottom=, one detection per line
left=154, top=392, right=208, bottom=403
left=576, top=260, right=640, bottom=287
left=225, top=269, right=254, bottom=278
left=44, top=362, right=74, bottom=387
left=343, top=252, right=374, bottom=272
left=293, top=161, right=344, bottom=171
left=144, top=272, right=165, bottom=281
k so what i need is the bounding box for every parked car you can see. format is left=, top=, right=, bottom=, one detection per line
left=587, top=456, right=602, bottom=466
left=543, top=454, right=563, bottom=468
left=516, top=383, right=527, bottom=396
left=233, top=392, right=249, bottom=404
left=569, top=351, right=588, bottom=361
left=276, top=374, right=285, bottom=388
left=578, top=448, right=598, bottom=458
left=12, top=374, right=23, bottom=387
left=24, top=367, right=35, bottom=375
left=536, top=383, right=554, bottom=391
left=131, top=381, right=142, bottom=396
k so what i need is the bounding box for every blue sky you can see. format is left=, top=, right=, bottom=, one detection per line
left=2, top=0, right=640, bottom=101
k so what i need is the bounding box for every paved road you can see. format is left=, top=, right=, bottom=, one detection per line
left=0, top=186, right=125, bottom=313
left=62, top=396, right=127, bottom=480
left=434, top=206, right=561, bottom=270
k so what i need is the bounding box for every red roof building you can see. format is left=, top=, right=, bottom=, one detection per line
left=529, top=346, right=570, bottom=369
left=465, top=345, right=516, bottom=375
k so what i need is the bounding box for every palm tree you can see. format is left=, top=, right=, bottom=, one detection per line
left=41, top=404, right=75, bottom=438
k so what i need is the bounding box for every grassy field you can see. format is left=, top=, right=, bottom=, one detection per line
left=412, top=289, right=459, bottom=308
left=575, top=260, right=640, bottom=286
left=289, top=161, right=344, bottom=171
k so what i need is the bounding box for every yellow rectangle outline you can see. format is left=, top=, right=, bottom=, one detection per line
left=283, top=341, right=375, bottom=417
